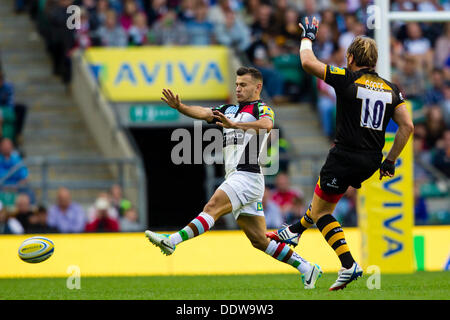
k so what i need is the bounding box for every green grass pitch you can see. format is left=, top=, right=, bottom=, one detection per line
left=0, top=272, right=448, bottom=300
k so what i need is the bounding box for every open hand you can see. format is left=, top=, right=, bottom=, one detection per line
left=213, top=110, right=237, bottom=129
left=161, top=88, right=182, bottom=110
left=299, top=16, right=319, bottom=41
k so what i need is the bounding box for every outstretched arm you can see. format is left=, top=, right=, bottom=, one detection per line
left=161, top=88, right=214, bottom=122
left=299, top=17, right=327, bottom=80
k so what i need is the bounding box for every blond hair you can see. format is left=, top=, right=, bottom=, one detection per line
left=347, top=36, right=378, bottom=69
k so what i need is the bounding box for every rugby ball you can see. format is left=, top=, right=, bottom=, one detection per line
left=18, top=236, right=54, bottom=263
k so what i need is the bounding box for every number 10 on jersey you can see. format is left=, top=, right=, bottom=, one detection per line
left=357, top=87, right=392, bottom=131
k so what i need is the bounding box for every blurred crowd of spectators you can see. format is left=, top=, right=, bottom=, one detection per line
left=0, top=183, right=141, bottom=234
left=11, top=0, right=450, bottom=226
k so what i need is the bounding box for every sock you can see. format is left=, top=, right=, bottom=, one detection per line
left=288, top=203, right=314, bottom=234
left=316, top=214, right=354, bottom=269
left=265, top=240, right=311, bottom=274
left=169, top=212, right=215, bottom=246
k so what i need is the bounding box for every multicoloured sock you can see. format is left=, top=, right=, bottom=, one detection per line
left=169, top=212, right=215, bottom=246
left=288, top=203, right=314, bottom=234
left=264, top=240, right=311, bottom=274
left=316, top=214, right=354, bottom=269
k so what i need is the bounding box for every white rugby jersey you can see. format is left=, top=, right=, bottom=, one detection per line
left=207, top=100, right=275, bottom=178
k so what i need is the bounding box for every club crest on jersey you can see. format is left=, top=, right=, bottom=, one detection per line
left=330, top=65, right=345, bottom=75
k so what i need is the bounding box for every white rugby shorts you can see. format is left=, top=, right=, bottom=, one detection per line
left=218, top=170, right=265, bottom=220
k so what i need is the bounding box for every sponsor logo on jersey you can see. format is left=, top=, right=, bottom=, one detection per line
left=257, top=202, right=263, bottom=211
left=330, top=65, right=346, bottom=75
left=224, top=106, right=239, bottom=115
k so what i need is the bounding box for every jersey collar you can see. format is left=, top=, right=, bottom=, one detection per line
left=239, top=99, right=262, bottom=107
left=360, top=68, right=377, bottom=75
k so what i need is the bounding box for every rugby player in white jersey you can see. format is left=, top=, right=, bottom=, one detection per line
left=145, top=67, right=322, bottom=289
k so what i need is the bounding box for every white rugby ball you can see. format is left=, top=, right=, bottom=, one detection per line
left=18, top=236, right=54, bottom=263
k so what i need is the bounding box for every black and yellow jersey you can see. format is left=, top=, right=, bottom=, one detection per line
left=324, top=65, right=405, bottom=152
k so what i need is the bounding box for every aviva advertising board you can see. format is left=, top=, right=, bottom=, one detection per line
left=357, top=102, right=414, bottom=273
left=85, top=46, right=230, bottom=102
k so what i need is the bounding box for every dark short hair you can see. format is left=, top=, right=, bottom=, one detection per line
left=236, top=66, right=263, bottom=82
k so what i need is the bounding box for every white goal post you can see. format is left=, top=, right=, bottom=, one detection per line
left=374, top=0, right=450, bottom=81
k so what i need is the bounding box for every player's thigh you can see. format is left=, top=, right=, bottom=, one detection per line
left=203, top=188, right=233, bottom=220
left=236, top=215, right=269, bottom=251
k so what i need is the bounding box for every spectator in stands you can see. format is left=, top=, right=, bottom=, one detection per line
left=80, top=0, right=101, bottom=31
left=317, top=74, right=336, bottom=139
left=271, top=0, right=289, bottom=37
left=414, top=183, right=429, bottom=225
left=403, top=22, right=433, bottom=73
left=48, top=187, right=86, bottom=233
left=0, top=72, right=28, bottom=148
left=271, top=172, right=303, bottom=216
left=13, top=193, right=33, bottom=233
left=73, top=7, right=93, bottom=49
left=299, top=0, right=320, bottom=24
left=242, top=0, right=260, bottom=25
left=393, top=54, right=426, bottom=103
left=432, top=129, right=450, bottom=177
left=85, top=196, right=120, bottom=232
left=333, top=0, right=349, bottom=34
left=213, top=10, right=251, bottom=52
left=425, top=69, right=446, bottom=106
left=47, top=0, right=76, bottom=84
left=334, top=187, right=357, bottom=226
left=109, top=184, right=132, bottom=217
left=150, top=10, right=188, bottom=45
left=249, top=3, right=276, bottom=40
left=128, top=11, right=149, bottom=45
left=284, top=194, right=306, bottom=226
left=0, top=138, right=29, bottom=189
left=281, top=7, right=302, bottom=45
left=0, top=200, right=24, bottom=234
left=0, top=71, right=14, bottom=109
left=262, top=186, right=283, bottom=229
left=185, top=2, right=215, bottom=46
left=145, top=0, right=168, bottom=27
left=339, top=14, right=367, bottom=53
left=443, top=83, right=450, bottom=127
left=434, top=22, right=450, bottom=69
left=0, top=71, right=14, bottom=140
left=425, top=105, right=446, bottom=149
left=207, top=0, right=233, bottom=26
left=95, top=0, right=110, bottom=26
left=87, top=192, right=119, bottom=222
left=320, top=8, right=339, bottom=43
left=177, top=0, right=196, bottom=23
left=314, top=23, right=336, bottom=64
left=413, top=124, right=432, bottom=183
left=96, top=9, right=128, bottom=47
left=246, top=40, right=286, bottom=103
left=120, top=0, right=140, bottom=31
left=27, top=205, right=58, bottom=234
left=120, top=207, right=141, bottom=232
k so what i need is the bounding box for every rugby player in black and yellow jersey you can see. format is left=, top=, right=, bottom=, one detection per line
left=267, top=17, right=414, bottom=290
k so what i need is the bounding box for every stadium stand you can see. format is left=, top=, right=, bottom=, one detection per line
left=0, top=0, right=448, bottom=232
